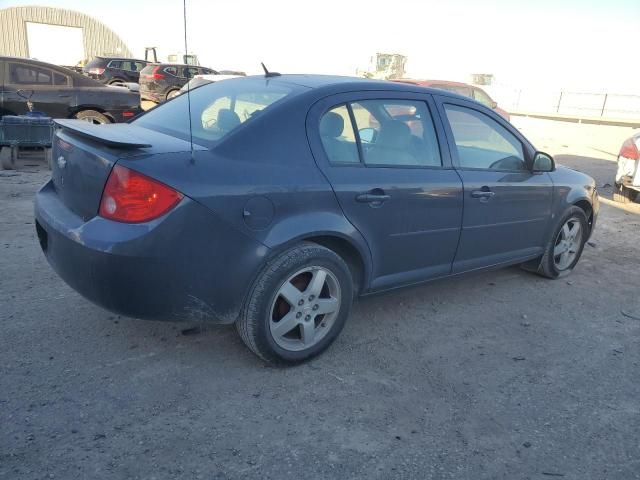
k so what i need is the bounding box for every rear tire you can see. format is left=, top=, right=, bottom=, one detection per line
left=44, top=147, right=53, bottom=170
left=74, top=110, right=110, bottom=125
left=108, top=78, right=125, bottom=86
left=613, top=182, right=638, bottom=203
left=0, top=146, right=17, bottom=170
left=236, top=242, right=353, bottom=365
left=527, top=206, right=589, bottom=279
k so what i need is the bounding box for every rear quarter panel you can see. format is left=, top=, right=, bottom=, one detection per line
left=121, top=94, right=373, bottom=292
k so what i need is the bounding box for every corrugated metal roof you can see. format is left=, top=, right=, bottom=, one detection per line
left=0, top=6, right=133, bottom=62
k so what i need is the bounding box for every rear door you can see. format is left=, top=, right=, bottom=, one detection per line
left=307, top=91, right=464, bottom=290
left=436, top=96, right=554, bottom=272
left=4, top=61, right=72, bottom=118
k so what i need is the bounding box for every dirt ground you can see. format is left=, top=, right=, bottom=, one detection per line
left=1, top=118, right=639, bottom=480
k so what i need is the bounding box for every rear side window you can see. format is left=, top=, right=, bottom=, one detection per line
left=444, top=104, right=525, bottom=171
left=134, top=78, right=295, bottom=146
left=9, top=63, right=54, bottom=85
left=163, top=66, right=178, bottom=76
left=108, top=60, right=123, bottom=69
left=320, top=105, right=359, bottom=164
left=320, top=99, right=442, bottom=167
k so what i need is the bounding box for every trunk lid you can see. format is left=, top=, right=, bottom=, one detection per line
left=51, top=120, right=201, bottom=221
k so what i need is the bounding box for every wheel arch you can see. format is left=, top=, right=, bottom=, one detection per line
left=264, top=230, right=372, bottom=295
left=572, top=198, right=594, bottom=232
left=69, top=106, right=114, bottom=123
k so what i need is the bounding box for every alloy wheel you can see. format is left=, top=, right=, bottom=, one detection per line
left=269, top=266, right=341, bottom=352
left=553, top=217, right=582, bottom=270
left=78, top=114, right=107, bottom=125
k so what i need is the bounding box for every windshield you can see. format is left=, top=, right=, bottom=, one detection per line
left=134, top=77, right=296, bottom=147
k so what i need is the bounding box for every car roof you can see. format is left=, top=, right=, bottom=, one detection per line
left=146, top=63, right=211, bottom=68
left=0, top=56, right=83, bottom=75
left=246, top=74, right=471, bottom=101
left=394, top=79, right=476, bottom=89
left=97, top=56, right=148, bottom=62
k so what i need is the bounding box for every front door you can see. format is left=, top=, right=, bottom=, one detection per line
left=308, top=92, right=464, bottom=290
left=437, top=98, right=554, bottom=272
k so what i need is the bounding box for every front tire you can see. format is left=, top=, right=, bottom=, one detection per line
left=236, top=242, right=353, bottom=365
left=533, top=206, right=589, bottom=279
left=613, top=183, right=638, bottom=203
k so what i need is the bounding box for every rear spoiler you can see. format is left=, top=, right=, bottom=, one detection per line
left=54, top=119, right=152, bottom=148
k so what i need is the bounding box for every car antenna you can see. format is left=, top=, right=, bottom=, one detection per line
left=261, top=62, right=281, bottom=78
left=183, top=0, right=194, bottom=162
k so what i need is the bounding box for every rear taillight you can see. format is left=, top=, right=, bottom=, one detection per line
left=619, top=138, right=640, bottom=160
left=88, top=67, right=105, bottom=75
left=122, top=111, right=136, bottom=118
left=99, top=165, right=183, bottom=223
left=149, top=66, right=165, bottom=80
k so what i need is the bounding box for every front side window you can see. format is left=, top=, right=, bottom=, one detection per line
left=350, top=99, right=441, bottom=167
left=184, top=67, right=199, bottom=79
left=9, top=63, right=53, bottom=85
left=135, top=78, right=295, bottom=146
left=53, top=72, right=68, bottom=86
left=444, top=104, right=525, bottom=171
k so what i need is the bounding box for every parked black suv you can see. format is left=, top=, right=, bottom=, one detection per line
left=83, top=57, right=149, bottom=86
left=0, top=57, right=142, bottom=124
left=139, top=63, right=217, bottom=102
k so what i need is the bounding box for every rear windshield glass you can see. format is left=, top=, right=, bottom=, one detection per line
left=134, top=78, right=297, bottom=147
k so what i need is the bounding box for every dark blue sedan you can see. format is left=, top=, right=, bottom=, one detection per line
left=34, top=75, right=599, bottom=364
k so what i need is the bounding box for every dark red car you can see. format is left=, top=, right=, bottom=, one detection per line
left=393, top=79, right=510, bottom=121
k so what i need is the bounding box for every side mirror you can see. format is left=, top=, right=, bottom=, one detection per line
left=532, top=151, right=555, bottom=172
left=359, top=127, right=376, bottom=144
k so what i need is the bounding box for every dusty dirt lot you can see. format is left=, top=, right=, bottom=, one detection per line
left=1, top=119, right=639, bottom=480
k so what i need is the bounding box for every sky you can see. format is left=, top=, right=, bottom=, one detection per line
left=2, top=0, right=639, bottom=93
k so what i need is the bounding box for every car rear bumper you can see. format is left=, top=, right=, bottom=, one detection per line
left=139, top=87, right=163, bottom=103
left=616, top=155, right=640, bottom=188
left=35, top=180, right=268, bottom=324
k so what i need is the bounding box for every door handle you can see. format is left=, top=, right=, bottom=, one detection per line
left=471, top=189, right=495, bottom=199
left=58, top=94, right=70, bottom=98
left=355, top=191, right=391, bottom=204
